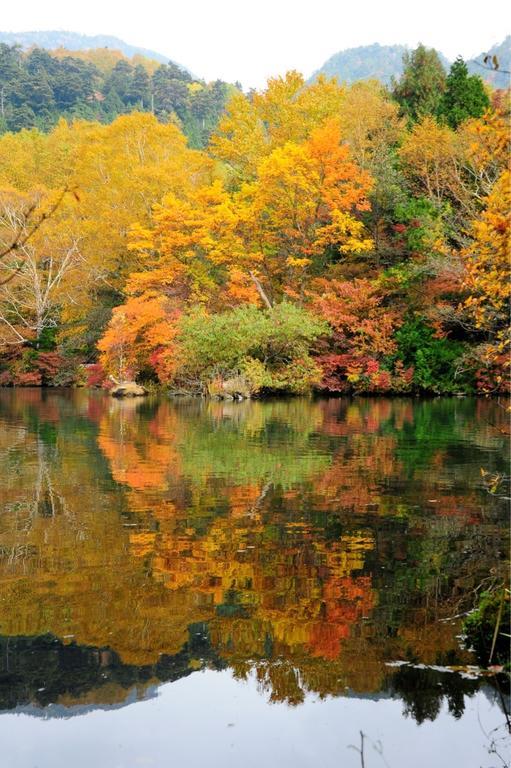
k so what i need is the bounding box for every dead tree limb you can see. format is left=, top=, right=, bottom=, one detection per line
left=0, top=186, right=74, bottom=286
left=249, top=270, right=273, bottom=309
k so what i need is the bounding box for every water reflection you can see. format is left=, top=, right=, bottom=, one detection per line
left=0, top=390, right=508, bottom=731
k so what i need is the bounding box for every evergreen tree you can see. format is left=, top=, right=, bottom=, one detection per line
left=127, top=64, right=151, bottom=108
left=103, top=60, right=134, bottom=104
left=392, top=44, right=447, bottom=122
left=438, top=58, right=490, bottom=129
left=53, top=58, right=98, bottom=110
left=0, top=43, right=22, bottom=121
left=102, top=88, right=125, bottom=120
left=19, top=71, right=55, bottom=114
left=7, top=103, right=36, bottom=131
left=26, top=48, right=59, bottom=78
left=0, top=43, right=229, bottom=143
left=152, top=66, right=189, bottom=118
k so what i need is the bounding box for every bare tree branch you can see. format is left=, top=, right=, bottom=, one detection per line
left=249, top=270, right=273, bottom=309
left=469, top=58, right=511, bottom=76
left=0, top=187, right=73, bottom=286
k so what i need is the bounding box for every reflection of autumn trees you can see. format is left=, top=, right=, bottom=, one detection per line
left=141, top=514, right=375, bottom=660
left=0, top=390, right=508, bottom=708
left=97, top=398, right=183, bottom=491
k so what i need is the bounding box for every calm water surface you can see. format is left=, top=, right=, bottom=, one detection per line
left=0, top=390, right=509, bottom=768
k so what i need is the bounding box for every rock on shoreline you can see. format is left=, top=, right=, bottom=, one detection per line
left=110, top=382, right=148, bottom=398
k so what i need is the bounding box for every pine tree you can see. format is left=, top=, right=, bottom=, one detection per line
left=438, top=58, right=490, bottom=129
left=0, top=43, right=22, bottom=121
left=103, top=60, right=134, bottom=105
left=7, top=103, right=36, bottom=131
left=127, top=64, right=151, bottom=109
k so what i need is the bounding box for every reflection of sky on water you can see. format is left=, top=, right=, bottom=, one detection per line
left=1, top=669, right=508, bottom=768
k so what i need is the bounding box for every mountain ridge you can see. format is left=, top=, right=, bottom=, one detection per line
left=312, top=37, right=510, bottom=88
left=1, top=30, right=509, bottom=90
left=0, top=29, right=182, bottom=69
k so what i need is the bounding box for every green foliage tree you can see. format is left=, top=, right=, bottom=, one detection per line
left=392, top=196, right=446, bottom=256
left=392, top=44, right=447, bottom=122
left=438, top=58, right=490, bottom=129
left=127, top=64, right=151, bottom=108
left=0, top=43, right=22, bottom=121
left=0, top=44, right=230, bottom=148
left=393, top=318, right=472, bottom=393
left=103, top=60, right=134, bottom=104
left=53, top=57, right=97, bottom=110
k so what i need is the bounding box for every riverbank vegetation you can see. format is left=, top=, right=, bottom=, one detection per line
left=0, top=45, right=509, bottom=395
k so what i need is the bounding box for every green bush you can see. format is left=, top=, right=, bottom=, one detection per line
left=173, top=302, right=329, bottom=395
left=393, top=318, right=473, bottom=393
left=393, top=196, right=446, bottom=255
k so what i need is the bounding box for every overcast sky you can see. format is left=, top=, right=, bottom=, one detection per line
left=1, top=0, right=509, bottom=87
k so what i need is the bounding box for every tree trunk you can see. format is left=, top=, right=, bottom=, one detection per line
left=249, top=271, right=273, bottom=310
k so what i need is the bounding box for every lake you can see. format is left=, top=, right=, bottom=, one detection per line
left=0, top=389, right=509, bottom=768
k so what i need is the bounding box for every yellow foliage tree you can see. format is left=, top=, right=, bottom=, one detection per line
left=0, top=113, right=214, bottom=348
left=399, top=117, right=466, bottom=205
left=462, top=169, right=510, bottom=390
left=238, top=120, right=373, bottom=298
left=463, top=170, right=510, bottom=330
left=337, top=80, right=404, bottom=170
left=211, top=72, right=345, bottom=183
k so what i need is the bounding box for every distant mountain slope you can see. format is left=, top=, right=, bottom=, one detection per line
left=312, top=43, right=411, bottom=85
left=467, top=36, right=511, bottom=89
left=0, top=29, right=177, bottom=67
left=312, top=40, right=510, bottom=87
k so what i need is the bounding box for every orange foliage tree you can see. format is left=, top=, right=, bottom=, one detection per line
left=97, top=294, right=180, bottom=382
left=105, top=113, right=374, bottom=388
left=127, top=180, right=249, bottom=307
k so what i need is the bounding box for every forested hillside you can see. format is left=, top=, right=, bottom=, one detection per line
left=311, top=43, right=440, bottom=85
left=0, top=44, right=234, bottom=146
left=0, top=44, right=509, bottom=395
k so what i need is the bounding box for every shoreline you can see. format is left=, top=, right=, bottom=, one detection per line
left=0, top=384, right=506, bottom=399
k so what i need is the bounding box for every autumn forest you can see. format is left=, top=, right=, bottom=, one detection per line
left=0, top=42, right=508, bottom=396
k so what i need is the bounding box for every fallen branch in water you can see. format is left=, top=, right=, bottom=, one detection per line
left=348, top=731, right=366, bottom=768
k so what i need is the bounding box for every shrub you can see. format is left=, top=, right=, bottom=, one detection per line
left=172, top=302, right=329, bottom=395
left=394, top=318, right=473, bottom=393
left=0, top=347, right=80, bottom=387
